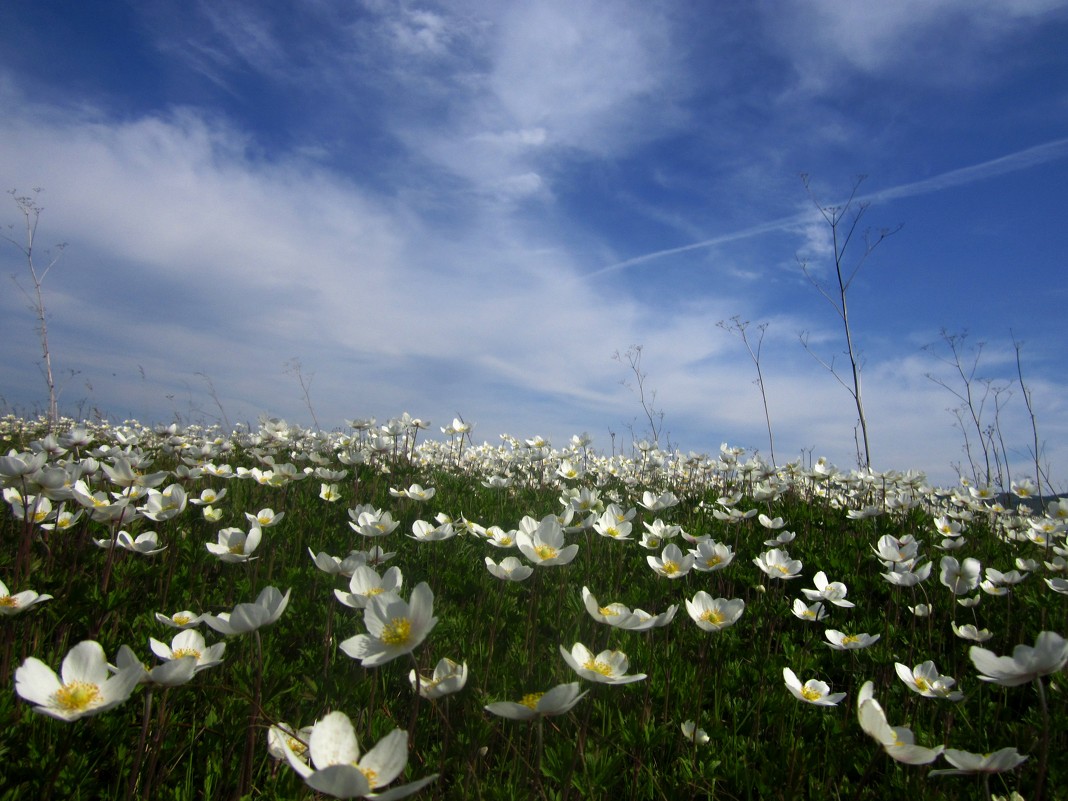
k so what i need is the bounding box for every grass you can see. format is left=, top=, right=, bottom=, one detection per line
left=0, top=415, right=1065, bottom=800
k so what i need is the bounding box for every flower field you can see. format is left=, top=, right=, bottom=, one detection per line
left=1, top=413, right=1065, bottom=800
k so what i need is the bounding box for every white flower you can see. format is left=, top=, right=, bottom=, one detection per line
left=647, top=543, right=695, bottom=579
left=0, top=577, right=52, bottom=616
left=592, top=510, right=633, bottom=540
left=685, top=592, right=744, bottom=632
left=689, top=540, right=735, bottom=572
left=203, top=586, right=290, bottom=636
left=149, top=629, right=225, bottom=673
left=340, top=583, right=437, bottom=667
left=409, top=657, right=468, bottom=700
left=801, top=571, right=855, bottom=607
left=559, top=643, right=646, bottom=685
left=753, top=548, right=803, bottom=580
left=929, top=747, right=1027, bottom=777
left=278, top=710, right=438, bottom=798
left=409, top=520, right=455, bottom=542
left=309, top=549, right=368, bottom=578
left=15, top=640, right=142, bottom=721
left=783, top=668, right=845, bottom=706
left=969, top=631, right=1068, bottom=687
left=881, top=560, right=932, bottom=588
left=485, top=682, right=587, bottom=720
left=335, top=566, right=404, bottom=610
left=894, top=661, right=963, bottom=700
left=515, top=516, right=578, bottom=567
left=154, top=610, right=204, bottom=629
left=640, top=490, right=679, bottom=511
left=267, top=722, right=314, bottom=763
left=939, top=556, right=981, bottom=595
left=951, top=622, right=993, bottom=643
left=115, top=529, right=166, bottom=555
left=484, top=556, right=533, bottom=582
left=857, top=681, right=944, bottom=764
left=484, top=527, right=517, bottom=548
left=791, top=599, right=828, bottom=622
left=824, top=630, right=880, bottom=650
left=581, top=587, right=675, bottom=631
left=349, top=508, right=399, bottom=538
left=681, top=720, right=709, bottom=745
left=246, top=507, right=284, bottom=528
left=390, top=483, right=436, bottom=502
left=205, top=526, right=261, bottom=563
left=111, top=644, right=197, bottom=687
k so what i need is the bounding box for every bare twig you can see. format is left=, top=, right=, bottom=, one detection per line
left=1011, top=332, right=1045, bottom=504
left=284, top=358, right=320, bottom=431
left=612, top=345, right=664, bottom=449
left=718, top=316, right=776, bottom=466
left=3, top=189, right=66, bottom=427
left=796, top=175, right=900, bottom=469
left=923, top=329, right=1001, bottom=487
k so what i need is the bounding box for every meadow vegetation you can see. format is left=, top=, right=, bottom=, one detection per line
left=1, top=414, right=1065, bottom=800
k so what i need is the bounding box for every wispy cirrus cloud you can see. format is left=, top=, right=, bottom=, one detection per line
left=761, top=0, right=1068, bottom=91
left=588, top=136, right=1068, bottom=278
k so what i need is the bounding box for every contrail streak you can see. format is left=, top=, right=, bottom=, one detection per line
left=586, top=137, right=1068, bottom=279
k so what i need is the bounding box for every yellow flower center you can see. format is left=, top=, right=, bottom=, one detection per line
left=700, top=609, right=725, bottom=625
left=606, top=527, right=620, bottom=537
left=519, top=692, right=544, bottom=709
left=357, top=766, right=378, bottom=789
left=228, top=544, right=245, bottom=554
left=800, top=686, right=822, bottom=702
left=173, top=614, right=192, bottom=625
left=661, top=561, right=679, bottom=575
left=801, top=610, right=816, bottom=619
left=582, top=658, right=614, bottom=676
left=704, top=555, right=722, bottom=568
left=775, top=564, right=791, bottom=574
left=914, top=677, right=930, bottom=691
left=364, top=587, right=385, bottom=596
left=599, top=606, right=619, bottom=616
left=534, top=544, right=558, bottom=560
left=380, top=617, right=412, bottom=646
left=172, top=648, right=201, bottom=660
left=54, top=680, right=102, bottom=712
left=841, top=635, right=859, bottom=645
left=0, top=595, right=17, bottom=608
left=499, top=536, right=513, bottom=546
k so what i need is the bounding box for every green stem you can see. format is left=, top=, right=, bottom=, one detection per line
left=1034, top=676, right=1050, bottom=801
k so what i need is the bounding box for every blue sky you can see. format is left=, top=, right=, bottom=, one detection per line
left=1, top=0, right=1067, bottom=487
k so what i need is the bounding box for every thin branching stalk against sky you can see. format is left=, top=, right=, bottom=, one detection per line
left=3, top=190, right=65, bottom=428
left=798, top=175, right=901, bottom=471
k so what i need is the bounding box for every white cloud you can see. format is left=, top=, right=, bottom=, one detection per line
left=2, top=2, right=1066, bottom=488
left=762, top=0, right=1068, bottom=92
